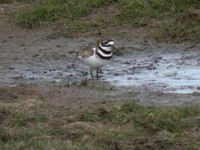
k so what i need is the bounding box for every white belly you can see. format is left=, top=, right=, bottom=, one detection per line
left=82, top=55, right=109, bottom=69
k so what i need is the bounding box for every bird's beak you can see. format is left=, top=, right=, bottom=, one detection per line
left=108, top=41, right=114, bottom=45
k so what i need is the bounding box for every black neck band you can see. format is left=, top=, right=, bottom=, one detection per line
left=96, top=51, right=112, bottom=60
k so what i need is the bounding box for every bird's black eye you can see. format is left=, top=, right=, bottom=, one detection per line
left=101, top=40, right=114, bottom=46
left=101, top=41, right=108, bottom=46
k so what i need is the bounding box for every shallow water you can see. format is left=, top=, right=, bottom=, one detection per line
left=1, top=38, right=200, bottom=94
left=104, top=50, right=200, bottom=94
left=105, top=67, right=200, bottom=94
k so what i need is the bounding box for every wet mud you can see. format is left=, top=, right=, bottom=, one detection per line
left=1, top=35, right=200, bottom=93
left=0, top=6, right=200, bottom=107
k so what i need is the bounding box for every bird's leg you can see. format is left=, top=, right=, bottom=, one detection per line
left=90, top=68, right=94, bottom=79
left=96, top=69, right=99, bottom=79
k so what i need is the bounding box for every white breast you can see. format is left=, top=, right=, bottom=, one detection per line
left=84, top=54, right=108, bottom=68
left=82, top=48, right=109, bottom=68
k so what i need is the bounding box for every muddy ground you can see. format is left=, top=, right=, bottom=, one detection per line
left=0, top=3, right=200, bottom=115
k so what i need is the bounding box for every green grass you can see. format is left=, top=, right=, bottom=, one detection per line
left=12, top=0, right=116, bottom=28
left=8, top=0, right=200, bottom=41
left=156, top=10, right=200, bottom=42
left=118, top=0, right=200, bottom=41
left=10, top=113, right=48, bottom=127
left=119, top=0, right=199, bottom=19
left=0, top=0, right=33, bottom=3
left=81, top=103, right=200, bottom=133
left=80, top=103, right=200, bottom=149
left=1, top=102, right=200, bottom=149
left=12, top=0, right=200, bottom=25
left=0, top=0, right=13, bottom=3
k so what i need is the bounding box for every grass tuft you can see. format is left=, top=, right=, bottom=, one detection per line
left=156, top=9, right=200, bottom=42
left=81, top=103, right=200, bottom=133
left=0, top=0, right=33, bottom=4
left=10, top=113, right=48, bottom=127
left=13, top=0, right=117, bottom=28
left=8, top=0, right=200, bottom=41
left=0, top=102, right=200, bottom=149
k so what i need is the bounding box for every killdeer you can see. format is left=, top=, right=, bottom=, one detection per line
left=78, top=39, right=115, bottom=78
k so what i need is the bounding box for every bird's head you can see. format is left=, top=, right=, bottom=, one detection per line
left=100, top=40, right=115, bottom=47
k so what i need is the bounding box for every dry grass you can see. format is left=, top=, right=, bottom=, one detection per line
left=1, top=100, right=200, bottom=149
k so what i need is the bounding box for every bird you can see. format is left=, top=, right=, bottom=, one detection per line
left=77, top=39, right=115, bottom=79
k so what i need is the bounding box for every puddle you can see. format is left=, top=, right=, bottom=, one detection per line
left=0, top=61, right=78, bottom=86
left=104, top=50, right=200, bottom=94
left=0, top=39, right=200, bottom=94
left=105, top=67, right=200, bottom=94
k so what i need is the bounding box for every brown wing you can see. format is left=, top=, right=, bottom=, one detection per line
left=78, top=44, right=96, bottom=58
